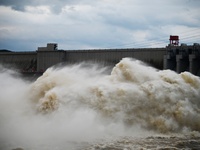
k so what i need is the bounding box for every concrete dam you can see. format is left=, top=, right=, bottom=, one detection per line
left=0, top=43, right=200, bottom=76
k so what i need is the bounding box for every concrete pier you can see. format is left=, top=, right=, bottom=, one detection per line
left=163, top=45, right=177, bottom=71
left=164, top=43, right=200, bottom=76
left=176, top=44, right=190, bottom=73
left=189, top=43, right=200, bottom=76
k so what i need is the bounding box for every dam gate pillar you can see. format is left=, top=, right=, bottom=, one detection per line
left=189, top=43, right=200, bottom=76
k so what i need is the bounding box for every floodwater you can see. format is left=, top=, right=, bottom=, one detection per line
left=0, top=58, right=200, bottom=150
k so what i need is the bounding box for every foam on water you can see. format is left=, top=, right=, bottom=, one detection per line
left=0, top=58, right=200, bottom=149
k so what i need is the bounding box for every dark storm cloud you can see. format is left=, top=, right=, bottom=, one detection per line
left=0, top=0, right=82, bottom=13
left=0, top=0, right=36, bottom=11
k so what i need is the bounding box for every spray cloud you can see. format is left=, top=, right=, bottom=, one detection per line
left=0, top=58, right=200, bottom=149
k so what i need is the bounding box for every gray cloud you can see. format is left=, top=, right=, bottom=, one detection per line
left=0, top=0, right=36, bottom=11
left=0, top=0, right=83, bottom=13
left=0, top=0, right=200, bottom=51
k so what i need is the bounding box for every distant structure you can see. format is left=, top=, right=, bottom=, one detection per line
left=38, top=43, right=58, bottom=51
left=0, top=36, right=200, bottom=77
left=169, top=35, right=179, bottom=46
left=164, top=36, right=200, bottom=76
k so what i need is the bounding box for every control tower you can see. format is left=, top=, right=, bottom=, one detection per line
left=169, top=35, right=179, bottom=46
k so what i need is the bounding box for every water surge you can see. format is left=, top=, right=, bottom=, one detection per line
left=0, top=58, right=200, bottom=149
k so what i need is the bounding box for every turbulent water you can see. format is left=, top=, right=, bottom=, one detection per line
left=0, top=58, right=200, bottom=150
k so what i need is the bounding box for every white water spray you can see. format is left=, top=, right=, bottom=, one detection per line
left=0, top=58, right=200, bottom=150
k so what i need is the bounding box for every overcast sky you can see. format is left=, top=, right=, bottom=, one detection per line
left=0, top=0, right=200, bottom=51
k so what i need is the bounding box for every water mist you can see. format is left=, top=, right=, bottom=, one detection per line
left=0, top=58, right=200, bottom=150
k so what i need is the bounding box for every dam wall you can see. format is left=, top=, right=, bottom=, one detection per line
left=0, top=51, right=37, bottom=71
left=1, top=43, right=200, bottom=76
left=0, top=47, right=165, bottom=73
left=37, top=50, right=66, bottom=72
left=65, top=48, right=165, bottom=68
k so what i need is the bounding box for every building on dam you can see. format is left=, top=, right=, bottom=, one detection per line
left=0, top=37, right=200, bottom=76
left=164, top=36, right=200, bottom=76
